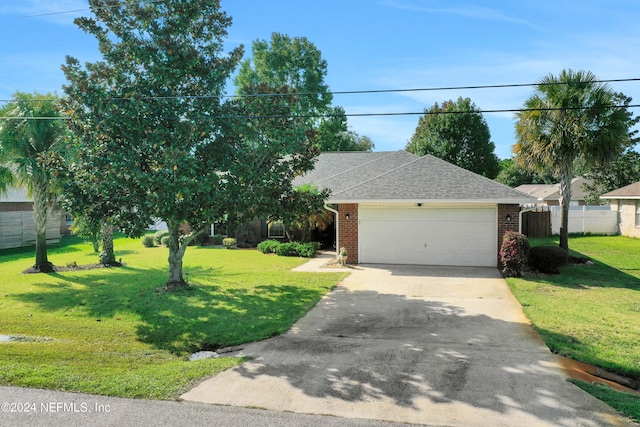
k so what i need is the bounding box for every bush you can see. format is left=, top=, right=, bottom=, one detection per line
left=211, top=234, right=224, bottom=245
left=141, top=235, right=156, bottom=248
left=529, top=245, right=569, bottom=274
left=275, top=242, right=300, bottom=257
left=296, top=242, right=319, bottom=258
left=499, top=231, right=530, bottom=277
left=257, top=239, right=281, bottom=254
left=160, top=235, right=170, bottom=247
left=154, top=230, right=169, bottom=245
left=222, top=237, right=236, bottom=249
left=191, top=230, right=210, bottom=246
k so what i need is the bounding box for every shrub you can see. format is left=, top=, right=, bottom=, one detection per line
left=160, top=235, right=170, bottom=247
left=257, top=239, right=281, bottom=254
left=191, top=230, right=210, bottom=246
left=222, top=237, right=236, bottom=249
left=141, top=235, right=156, bottom=248
left=296, top=242, right=319, bottom=258
left=529, top=245, right=569, bottom=274
left=154, top=230, right=169, bottom=245
left=499, top=231, right=530, bottom=277
left=275, top=242, right=299, bottom=257
left=211, top=234, right=224, bottom=245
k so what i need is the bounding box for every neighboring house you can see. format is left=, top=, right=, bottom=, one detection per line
left=600, top=181, right=640, bottom=238
left=294, top=150, right=535, bottom=267
left=516, top=177, right=599, bottom=207
left=0, top=186, right=70, bottom=250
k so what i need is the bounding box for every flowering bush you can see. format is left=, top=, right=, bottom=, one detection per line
left=499, top=231, right=530, bottom=277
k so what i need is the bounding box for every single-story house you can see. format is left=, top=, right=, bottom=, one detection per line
left=600, top=181, right=640, bottom=238
left=515, top=177, right=598, bottom=207
left=0, top=186, right=70, bottom=250
left=294, top=150, right=535, bottom=267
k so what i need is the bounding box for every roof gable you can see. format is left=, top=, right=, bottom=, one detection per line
left=601, top=181, right=640, bottom=199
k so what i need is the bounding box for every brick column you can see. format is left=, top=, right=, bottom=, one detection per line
left=497, top=204, right=521, bottom=266
left=337, top=203, right=358, bottom=264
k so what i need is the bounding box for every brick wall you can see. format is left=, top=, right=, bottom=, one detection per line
left=337, top=203, right=358, bottom=264
left=497, top=204, right=521, bottom=266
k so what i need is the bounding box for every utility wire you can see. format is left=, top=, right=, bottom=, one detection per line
left=20, top=0, right=167, bottom=19
left=2, top=103, right=639, bottom=121
left=1, top=78, right=639, bottom=104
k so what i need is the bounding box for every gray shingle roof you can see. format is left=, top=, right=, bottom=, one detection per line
left=296, top=150, right=536, bottom=204
left=600, top=181, right=640, bottom=199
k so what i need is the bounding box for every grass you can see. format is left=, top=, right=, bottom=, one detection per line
left=506, top=235, right=640, bottom=421
left=0, top=234, right=347, bottom=399
left=571, top=380, right=640, bottom=423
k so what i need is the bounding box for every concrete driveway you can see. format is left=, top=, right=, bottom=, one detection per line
left=181, top=264, right=634, bottom=426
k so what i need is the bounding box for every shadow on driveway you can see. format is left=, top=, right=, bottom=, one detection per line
left=182, top=265, right=634, bottom=427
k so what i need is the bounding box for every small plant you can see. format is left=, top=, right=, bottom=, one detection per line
left=141, top=235, right=156, bottom=248
left=191, top=230, right=210, bottom=246
left=295, top=242, right=319, bottom=258
left=222, top=237, right=236, bottom=249
left=529, top=245, right=569, bottom=274
left=257, top=239, right=281, bottom=254
left=275, top=242, right=299, bottom=257
left=211, top=234, right=224, bottom=245
left=160, top=235, right=170, bottom=247
left=499, top=231, right=530, bottom=277
left=154, top=230, right=169, bottom=245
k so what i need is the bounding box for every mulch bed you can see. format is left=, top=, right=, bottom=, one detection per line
left=22, top=262, right=123, bottom=274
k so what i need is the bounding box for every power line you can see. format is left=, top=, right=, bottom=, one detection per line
left=20, top=0, right=168, bottom=19
left=2, top=103, right=639, bottom=121
left=2, top=78, right=639, bottom=105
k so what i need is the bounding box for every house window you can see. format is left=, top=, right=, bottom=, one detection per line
left=65, top=213, right=73, bottom=226
left=636, top=201, right=640, bottom=227
left=268, top=221, right=285, bottom=238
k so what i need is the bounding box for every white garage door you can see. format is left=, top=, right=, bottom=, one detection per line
left=358, top=205, right=497, bottom=267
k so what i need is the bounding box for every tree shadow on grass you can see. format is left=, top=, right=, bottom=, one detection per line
left=11, top=264, right=329, bottom=356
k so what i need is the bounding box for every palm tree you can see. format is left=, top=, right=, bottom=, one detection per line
left=515, top=69, right=636, bottom=251
left=0, top=92, right=65, bottom=272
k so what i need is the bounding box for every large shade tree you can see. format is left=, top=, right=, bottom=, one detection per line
left=515, top=69, right=636, bottom=250
left=406, top=97, right=500, bottom=178
left=62, top=0, right=318, bottom=287
left=235, top=32, right=373, bottom=152
left=0, top=92, right=66, bottom=272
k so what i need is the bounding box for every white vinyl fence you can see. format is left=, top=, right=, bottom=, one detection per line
left=548, top=206, right=618, bottom=235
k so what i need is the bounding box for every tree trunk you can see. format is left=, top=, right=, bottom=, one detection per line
left=31, top=175, right=53, bottom=272
left=100, top=220, right=116, bottom=265
left=558, top=165, right=573, bottom=252
left=166, top=221, right=197, bottom=288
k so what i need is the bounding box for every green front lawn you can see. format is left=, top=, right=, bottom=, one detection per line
left=0, top=235, right=346, bottom=399
left=507, top=235, right=640, bottom=421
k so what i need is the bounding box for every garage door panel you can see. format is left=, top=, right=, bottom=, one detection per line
left=359, top=206, right=496, bottom=267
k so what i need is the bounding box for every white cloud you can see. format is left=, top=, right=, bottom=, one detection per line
left=380, top=0, right=536, bottom=28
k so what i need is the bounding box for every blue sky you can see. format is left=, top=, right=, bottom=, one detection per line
left=1, top=1, right=639, bottom=159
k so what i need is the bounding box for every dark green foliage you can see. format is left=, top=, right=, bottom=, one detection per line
left=295, top=242, right=320, bottom=258
left=500, top=231, right=530, bottom=277
left=406, top=97, right=500, bottom=178
left=583, top=149, right=640, bottom=204
left=257, top=239, right=281, bottom=254
left=191, top=230, right=210, bottom=246
left=141, top=235, right=156, bottom=248
left=270, top=241, right=318, bottom=258
left=275, top=242, right=299, bottom=257
left=529, top=245, right=569, bottom=274
left=211, top=234, right=223, bottom=245
left=161, top=236, right=170, bottom=247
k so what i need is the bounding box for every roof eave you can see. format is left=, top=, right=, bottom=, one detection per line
left=327, top=198, right=537, bottom=205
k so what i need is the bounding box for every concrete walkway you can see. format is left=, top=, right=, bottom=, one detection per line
left=181, top=263, right=635, bottom=426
